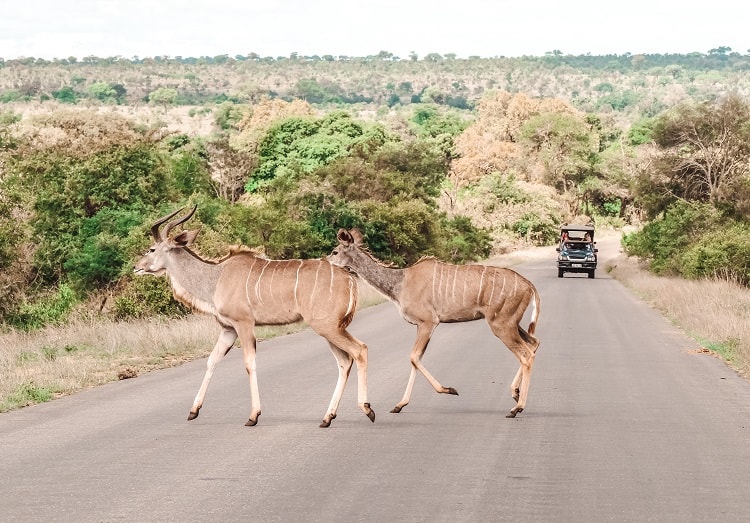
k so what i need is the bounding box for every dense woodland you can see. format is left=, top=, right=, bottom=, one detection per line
left=1, top=50, right=750, bottom=330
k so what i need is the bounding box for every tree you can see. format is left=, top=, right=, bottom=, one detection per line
left=6, top=110, right=175, bottom=288
left=645, top=93, right=750, bottom=215
left=520, top=111, right=598, bottom=195
left=247, top=111, right=387, bottom=192
left=86, top=82, right=118, bottom=103
left=148, top=87, right=178, bottom=111
left=206, top=140, right=256, bottom=203
left=52, top=86, right=78, bottom=104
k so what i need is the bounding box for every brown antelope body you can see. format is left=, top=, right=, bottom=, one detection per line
left=328, top=228, right=540, bottom=418
left=134, top=208, right=374, bottom=427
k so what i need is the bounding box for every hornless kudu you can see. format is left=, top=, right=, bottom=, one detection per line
left=134, top=207, right=375, bottom=428
left=328, top=228, right=540, bottom=418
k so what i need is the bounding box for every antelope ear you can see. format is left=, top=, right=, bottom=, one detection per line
left=350, top=228, right=365, bottom=245
left=337, top=228, right=354, bottom=245
left=173, top=229, right=200, bottom=247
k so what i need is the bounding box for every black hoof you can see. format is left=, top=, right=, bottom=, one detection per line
left=187, top=409, right=200, bottom=421
left=390, top=405, right=403, bottom=414
left=365, top=403, right=376, bottom=423
left=506, top=407, right=523, bottom=419
left=245, top=412, right=260, bottom=426
left=446, top=387, right=459, bottom=396
left=319, top=412, right=336, bottom=428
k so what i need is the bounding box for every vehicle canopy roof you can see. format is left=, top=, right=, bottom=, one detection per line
left=559, top=224, right=595, bottom=242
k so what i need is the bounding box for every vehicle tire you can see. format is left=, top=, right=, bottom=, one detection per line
left=558, top=269, right=564, bottom=278
left=588, top=270, right=595, bottom=279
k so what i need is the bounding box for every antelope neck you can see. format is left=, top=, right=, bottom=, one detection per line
left=350, top=250, right=404, bottom=301
left=167, top=249, right=224, bottom=312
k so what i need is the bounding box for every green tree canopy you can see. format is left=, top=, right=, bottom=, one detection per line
left=248, top=111, right=390, bottom=191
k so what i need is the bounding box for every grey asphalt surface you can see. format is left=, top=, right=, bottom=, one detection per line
left=2, top=237, right=750, bottom=522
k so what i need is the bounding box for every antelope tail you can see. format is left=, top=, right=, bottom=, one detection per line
left=339, top=277, right=358, bottom=330
left=527, top=288, right=540, bottom=337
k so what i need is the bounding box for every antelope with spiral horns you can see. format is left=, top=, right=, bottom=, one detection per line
left=328, top=228, right=540, bottom=418
left=133, top=207, right=375, bottom=427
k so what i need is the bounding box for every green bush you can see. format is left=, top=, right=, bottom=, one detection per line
left=8, top=284, right=77, bottom=331
left=511, top=212, right=559, bottom=246
left=622, top=201, right=722, bottom=274
left=484, top=172, right=529, bottom=204
left=112, top=277, right=189, bottom=320
left=11, top=138, right=175, bottom=286
left=64, top=233, right=129, bottom=291
left=678, top=224, right=750, bottom=284
left=52, top=86, right=79, bottom=104
left=248, top=111, right=389, bottom=192
left=440, top=215, right=492, bottom=263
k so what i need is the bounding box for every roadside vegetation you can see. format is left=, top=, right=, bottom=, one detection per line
left=2, top=49, right=750, bottom=410
left=608, top=256, right=750, bottom=378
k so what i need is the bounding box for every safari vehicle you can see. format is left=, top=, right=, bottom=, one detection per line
left=556, top=225, right=598, bottom=278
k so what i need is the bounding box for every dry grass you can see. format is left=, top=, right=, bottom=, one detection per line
left=0, top=281, right=385, bottom=413
left=607, top=255, right=750, bottom=378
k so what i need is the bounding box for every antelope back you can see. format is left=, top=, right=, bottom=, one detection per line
left=216, top=255, right=358, bottom=327
left=401, top=259, right=535, bottom=322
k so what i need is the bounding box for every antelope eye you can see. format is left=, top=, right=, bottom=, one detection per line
left=332, top=249, right=338, bottom=255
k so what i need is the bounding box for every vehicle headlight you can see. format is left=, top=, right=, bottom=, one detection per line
left=586, top=255, right=595, bottom=261
left=559, top=254, right=569, bottom=261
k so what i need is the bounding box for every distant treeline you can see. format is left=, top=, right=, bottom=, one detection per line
left=1, top=47, right=749, bottom=70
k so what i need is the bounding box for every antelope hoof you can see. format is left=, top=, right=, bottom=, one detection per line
left=187, top=408, right=200, bottom=421
left=364, top=403, right=375, bottom=423
left=319, top=413, right=336, bottom=428
left=245, top=412, right=260, bottom=426
left=390, top=405, right=404, bottom=414
left=444, top=387, right=459, bottom=396
left=506, top=407, right=523, bottom=418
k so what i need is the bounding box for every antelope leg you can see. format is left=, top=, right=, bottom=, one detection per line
left=188, top=327, right=237, bottom=420
left=489, top=320, right=536, bottom=418
left=510, top=365, right=523, bottom=402
left=507, top=354, right=534, bottom=418
left=319, top=329, right=374, bottom=426
left=392, top=322, right=457, bottom=414
left=237, top=325, right=261, bottom=426
left=320, top=343, right=353, bottom=428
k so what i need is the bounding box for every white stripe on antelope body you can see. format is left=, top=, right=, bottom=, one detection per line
left=133, top=207, right=374, bottom=428
left=328, top=228, right=540, bottom=418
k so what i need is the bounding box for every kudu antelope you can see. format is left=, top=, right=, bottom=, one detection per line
left=328, top=228, right=540, bottom=418
left=133, top=207, right=375, bottom=428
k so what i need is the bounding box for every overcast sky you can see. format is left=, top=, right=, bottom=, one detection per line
left=1, top=0, right=748, bottom=60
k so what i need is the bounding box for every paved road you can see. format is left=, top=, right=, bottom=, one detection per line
left=2, top=238, right=750, bottom=522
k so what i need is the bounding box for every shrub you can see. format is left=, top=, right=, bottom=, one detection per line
left=484, top=172, right=529, bottom=204
left=8, top=284, right=77, bottom=331
left=622, top=201, right=722, bottom=274
left=678, top=224, right=750, bottom=284
left=112, top=277, right=189, bottom=320
left=511, top=212, right=559, bottom=246
left=440, top=215, right=492, bottom=263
